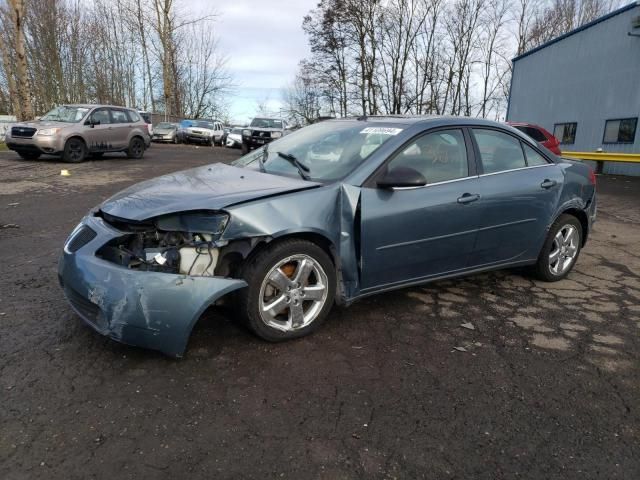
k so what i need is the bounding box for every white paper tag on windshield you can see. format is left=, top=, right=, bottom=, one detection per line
left=360, top=127, right=403, bottom=135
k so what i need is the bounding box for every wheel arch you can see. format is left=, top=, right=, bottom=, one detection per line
left=556, top=207, right=589, bottom=246
left=217, top=230, right=342, bottom=300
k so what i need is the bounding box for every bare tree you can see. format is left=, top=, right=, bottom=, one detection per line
left=282, top=62, right=325, bottom=125
left=5, top=0, right=33, bottom=120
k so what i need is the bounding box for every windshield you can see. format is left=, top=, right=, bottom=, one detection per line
left=250, top=118, right=283, bottom=129
left=41, top=106, right=89, bottom=123
left=157, top=122, right=175, bottom=129
left=193, top=121, right=214, bottom=129
left=233, top=121, right=403, bottom=182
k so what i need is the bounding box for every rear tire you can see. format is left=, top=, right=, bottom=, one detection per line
left=236, top=239, right=336, bottom=342
left=532, top=214, right=582, bottom=282
left=63, top=138, right=87, bottom=163
left=127, top=137, right=145, bottom=159
left=17, top=151, right=41, bottom=160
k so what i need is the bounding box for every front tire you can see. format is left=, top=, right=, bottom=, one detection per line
left=63, top=138, right=86, bottom=163
left=127, top=137, right=145, bottom=159
left=533, top=214, right=582, bottom=281
left=237, top=239, right=336, bottom=342
left=241, top=142, right=249, bottom=155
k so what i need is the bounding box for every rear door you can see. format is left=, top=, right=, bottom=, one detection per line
left=470, top=128, right=564, bottom=267
left=359, top=128, right=481, bottom=290
left=108, top=108, right=132, bottom=150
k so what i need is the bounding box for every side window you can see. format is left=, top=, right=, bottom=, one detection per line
left=473, top=129, right=526, bottom=174
left=89, top=108, right=111, bottom=125
left=127, top=110, right=141, bottom=122
left=523, top=143, right=549, bottom=166
left=110, top=109, right=129, bottom=124
left=387, top=129, right=469, bottom=184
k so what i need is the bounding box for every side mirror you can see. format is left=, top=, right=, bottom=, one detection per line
left=87, top=119, right=100, bottom=128
left=377, top=166, right=427, bottom=189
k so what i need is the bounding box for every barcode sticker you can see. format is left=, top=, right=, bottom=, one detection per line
left=360, top=127, right=403, bottom=135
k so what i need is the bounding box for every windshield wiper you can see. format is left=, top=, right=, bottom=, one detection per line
left=275, top=151, right=311, bottom=180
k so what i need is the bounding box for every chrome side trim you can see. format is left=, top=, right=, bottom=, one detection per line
left=391, top=175, right=479, bottom=191
left=479, top=164, right=553, bottom=178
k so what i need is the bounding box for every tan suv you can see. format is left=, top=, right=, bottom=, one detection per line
left=4, top=104, right=151, bottom=163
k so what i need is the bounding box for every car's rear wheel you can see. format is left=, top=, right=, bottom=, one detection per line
left=237, top=239, right=336, bottom=341
left=63, top=138, right=86, bottom=163
left=127, top=137, right=145, bottom=159
left=533, top=214, right=582, bottom=281
left=17, top=151, right=41, bottom=160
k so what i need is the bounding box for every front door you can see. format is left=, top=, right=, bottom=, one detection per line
left=84, top=108, right=114, bottom=152
left=359, top=128, right=481, bottom=291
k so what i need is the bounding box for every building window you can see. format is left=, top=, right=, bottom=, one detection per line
left=553, top=123, right=577, bottom=144
left=603, top=118, right=637, bottom=144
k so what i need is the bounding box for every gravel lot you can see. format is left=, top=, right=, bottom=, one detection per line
left=1, top=144, right=638, bottom=479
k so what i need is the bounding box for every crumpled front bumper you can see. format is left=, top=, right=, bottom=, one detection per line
left=58, top=215, right=247, bottom=357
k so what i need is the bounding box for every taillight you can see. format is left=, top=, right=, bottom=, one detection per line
left=589, top=168, right=597, bottom=186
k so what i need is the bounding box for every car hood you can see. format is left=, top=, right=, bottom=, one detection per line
left=186, top=127, right=213, bottom=133
left=12, top=120, right=72, bottom=128
left=99, top=163, right=320, bottom=221
left=249, top=127, right=282, bottom=132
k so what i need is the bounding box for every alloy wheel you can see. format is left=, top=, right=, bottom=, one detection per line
left=258, top=254, right=329, bottom=332
left=548, top=224, right=579, bottom=275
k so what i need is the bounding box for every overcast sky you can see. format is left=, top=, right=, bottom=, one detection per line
left=198, top=0, right=316, bottom=123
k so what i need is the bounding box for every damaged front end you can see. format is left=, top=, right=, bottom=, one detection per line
left=58, top=210, right=247, bottom=357
left=96, top=210, right=229, bottom=277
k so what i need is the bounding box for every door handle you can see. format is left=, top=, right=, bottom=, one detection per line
left=540, top=179, right=557, bottom=189
left=457, top=193, right=480, bottom=204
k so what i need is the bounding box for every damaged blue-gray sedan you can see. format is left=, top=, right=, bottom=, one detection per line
left=59, top=116, right=597, bottom=357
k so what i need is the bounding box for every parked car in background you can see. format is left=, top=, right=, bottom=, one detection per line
left=138, top=111, right=153, bottom=137
left=241, top=117, right=289, bottom=154
left=507, top=122, right=561, bottom=155
left=59, top=116, right=596, bottom=357
left=152, top=122, right=179, bottom=143
left=225, top=127, right=243, bottom=148
left=182, top=120, right=224, bottom=146
left=221, top=127, right=230, bottom=146
left=176, top=119, right=192, bottom=143
left=5, top=104, right=151, bottom=162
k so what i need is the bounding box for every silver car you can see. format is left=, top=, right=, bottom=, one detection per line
left=152, top=122, right=179, bottom=143
left=5, top=104, right=151, bottom=163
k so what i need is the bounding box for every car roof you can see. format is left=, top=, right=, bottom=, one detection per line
left=57, top=104, right=137, bottom=110
left=327, top=115, right=512, bottom=129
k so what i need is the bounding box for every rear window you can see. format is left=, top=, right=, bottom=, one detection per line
left=514, top=125, right=547, bottom=142
left=110, top=109, right=129, bottom=124
left=127, top=111, right=141, bottom=122
left=473, top=129, right=526, bottom=174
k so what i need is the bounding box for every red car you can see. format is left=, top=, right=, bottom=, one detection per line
left=507, top=122, right=561, bottom=155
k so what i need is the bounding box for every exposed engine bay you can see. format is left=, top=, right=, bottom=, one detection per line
left=98, top=230, right=219, bottom=276
left=95, top=211, right=229, bottom=276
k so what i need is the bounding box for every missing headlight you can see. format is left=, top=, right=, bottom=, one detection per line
left=97, top=230, right=219, bottom=277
